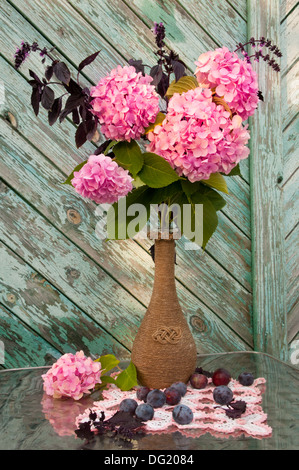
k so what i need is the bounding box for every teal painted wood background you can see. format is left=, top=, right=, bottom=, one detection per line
left=0, top=0, right=297, bottom=369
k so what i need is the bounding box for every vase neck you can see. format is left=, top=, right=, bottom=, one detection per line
left=152, top=238, right=176, bottom=292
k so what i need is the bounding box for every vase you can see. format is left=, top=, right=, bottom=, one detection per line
left=131, top=233, right=197, bottom=388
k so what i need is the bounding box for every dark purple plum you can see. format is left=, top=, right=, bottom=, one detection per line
left=172, top=404, right=193, bottom=425
left=135, top=403, right=154, bottom=421
left=119, top=398, right=138, bottom=413
left=136, top=386, right=151, bottom=402
left=146, top=389, right=166, bottom=408
left=164, top=387, right=181, bottom=405
left=212, top=368, right=231, bottom=386
left=238, top=372, right=254, bottom=386
left=189, top=373, right=208, bottom=389
left=169, top=381, right=187, bottom=397
left=213, top=385, right=233, bottom=405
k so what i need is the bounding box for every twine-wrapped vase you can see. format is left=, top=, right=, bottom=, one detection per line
left=131, top=234, right=197, bottom=388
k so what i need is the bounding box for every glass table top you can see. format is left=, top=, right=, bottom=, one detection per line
left=0, top=352, right=298, bottom=450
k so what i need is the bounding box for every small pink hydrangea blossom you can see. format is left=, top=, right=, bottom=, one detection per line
left=71, top=153, right=133, bottom=204
left=90, top=65, right=160, bottom=141
left=195, top=47, right=259, bottom=121
left=147, top=87, right=250, bottom=182
left=42, top=351, right=102, bottom=400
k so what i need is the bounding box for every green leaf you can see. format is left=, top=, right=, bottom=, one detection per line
left=138, top=152, right=180, bottom=188
left=132, top=175, right=146, bottom=188
left=97, top=354, right=120, bottom=375
left=165, top=75, right=199, bottom=99
left=115, top=361, right=138, bottom=391
left=202, top=187, right=226, bottom=212
left=62, top=160, right=87, bottom=185
left=150, top=181, right=184, bottom=205
left=143, top=112, right=166, bottom=134
left=202, top=172, right=228, bottom=194
left=180, top=179, right=202, bottom=197
left=103, top=140, right=118, bottom=155
left=224, top=164, right=242, bottom=177
left=113, top=140, right=144, bottom=177
left=190, top=192, right=219, bottom=249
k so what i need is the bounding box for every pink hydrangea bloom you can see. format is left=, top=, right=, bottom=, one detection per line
left=90, top=65, right=160, bottom=141
left=71, top=153, right=133, bottom=204
left=195, top=47, right=259, bottom=121
left=147, top=87, right=250, bottom=182
left=42, top=351, right=102, bottom=400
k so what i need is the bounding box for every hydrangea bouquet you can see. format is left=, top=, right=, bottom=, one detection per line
left=15, top=25, right=281, bottom=246
left=15, top=24, right=281, bottom=388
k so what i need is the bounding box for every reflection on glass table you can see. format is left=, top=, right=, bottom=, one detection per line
left=0, top=352, right=298, bottom=450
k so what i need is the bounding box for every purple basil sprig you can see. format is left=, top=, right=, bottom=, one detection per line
left=235, top=36, right=282, bottom=71
left=14, top=41, right=100, bottom=148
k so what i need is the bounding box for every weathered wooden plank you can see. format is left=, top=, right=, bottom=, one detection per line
left=248, top=0, right=288, bottom=360
left=68, top=0, right=158, bottom=64
left=0, top=242, right=130, bottom=360
left=287, top=301, right=299, bottom=343
left=7, top=0, right=123, bottom=79
left=226, top=0, right=247, bottom=20
left=281, top=0, right=298, bottom=21
left=281, top=61, right=299, bottom=130
left=285, top=225, right=299, bottom=314
left=283, top=168, right=299, bottom=236
left=172, top=0, right=246, bottom=50
left=0, top=303, right=61, bottom=369
left=0, top=56, right=252, bottom=290
left=283, top=115, right=299, bottom=182
left=0, top=185, right=147, bottom=350
left=280, top=6, right=299, bottom=74
left=0, top=118, right=253, bottom=345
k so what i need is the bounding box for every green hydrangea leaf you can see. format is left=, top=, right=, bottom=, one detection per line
left=115, top=361, right=138, bottom=391
left=138, top=152, right=180, bottom=188
left=113, top=140, right=144, bottom=177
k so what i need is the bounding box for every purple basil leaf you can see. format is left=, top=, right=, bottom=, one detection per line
left=75, top=121, right=88, bottom=148
left=157, top=72, right=169, bottom=98
left=72, top=108, right=80, bottom=125
left=59, top=107, right=72, bottom=123
left=150, top=64, right=163, bottom=86
left=86, top=118, right=97, bottom=140
left=78, top=50, right=101, bottom=73
left=53, top=62, right=71, bottom=85
left=229, top=400, right=247, bottom=413
left=48, top=96, right=62, bottom=126
left=41, top=86, right=55, bottom=110
left=128, top=59, right=145, bottom=75
left=65, top=78, right=82, bottom=95
left=171, top=60, right=186, bottom=81
left=64, top=93, right=85, bottom=112
left=94, top=140, right=112, bottom=155
left=45, top=65, right=54, bottom=81
left=29, top=69, right=42, bottom=85
left=225, top=408, right=243, bottom=420
left=31, top=86, right=41, bottom=116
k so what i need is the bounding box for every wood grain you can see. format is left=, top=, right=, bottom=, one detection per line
left=248, top=0, right=288, bottom=360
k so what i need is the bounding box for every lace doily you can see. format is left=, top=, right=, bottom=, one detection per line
left=75, top=378, right=272, bottom=439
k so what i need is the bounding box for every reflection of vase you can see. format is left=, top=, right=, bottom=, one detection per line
left=131, top=233, right=197, bottom=388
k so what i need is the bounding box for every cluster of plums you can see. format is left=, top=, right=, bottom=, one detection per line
left=118, top=368, right=254, bottom=425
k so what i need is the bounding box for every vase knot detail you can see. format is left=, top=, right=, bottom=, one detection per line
left=152, top=326, right=182, bottom=344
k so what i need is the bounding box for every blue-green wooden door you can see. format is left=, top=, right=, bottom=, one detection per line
left=0, top=0, right=297, bottom=369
